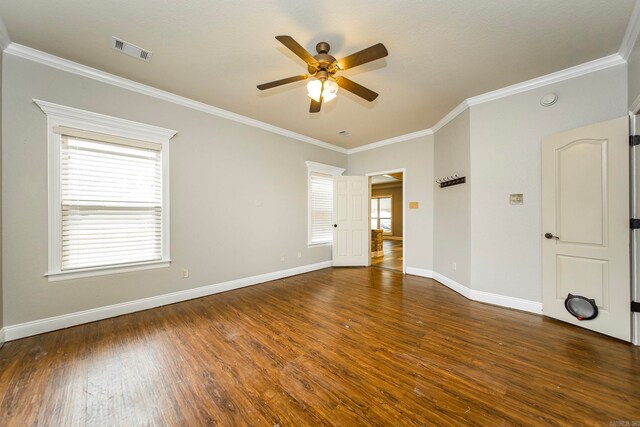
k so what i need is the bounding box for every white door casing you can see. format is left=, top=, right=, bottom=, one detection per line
left=632, top=113, right=640, bottom=346
left=542, top=116, right=630, bottom=341
left=333, top=176, right=369, bottom=266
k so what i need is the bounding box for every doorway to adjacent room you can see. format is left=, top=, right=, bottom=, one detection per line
left=369, top=171, right=404, bottom=272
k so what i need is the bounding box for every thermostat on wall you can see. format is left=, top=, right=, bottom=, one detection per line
left=510, top=194, right=524, bottom=205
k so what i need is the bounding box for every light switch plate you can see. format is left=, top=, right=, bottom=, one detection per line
left=409, top=201, right=419, bottom=209
left=509, top=193, right=524, bottom=205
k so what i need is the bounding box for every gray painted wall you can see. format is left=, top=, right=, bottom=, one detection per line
left=0, top=44, right=629, bottom=332
left=433, top=109, right=470, bottom=287
left=2, top=54, right=346, bottom=326
left=628, top=31, right=640, bottom=109
left=348, top=136, right=434, bottom=271
left=469, top=64, right=627, bottom=302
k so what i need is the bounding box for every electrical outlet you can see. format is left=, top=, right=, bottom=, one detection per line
left=281, top=256, right=286, bottom=262
left=452, top=262, right=457, bottom=271
left=182, top=268, right=189, bottom=278
left=297, top=252, right=302, bottom=259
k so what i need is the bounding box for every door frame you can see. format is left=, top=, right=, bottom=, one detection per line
left=629, top=111, right=639, bottom=346
left=366, top=168, right=407, bottom=274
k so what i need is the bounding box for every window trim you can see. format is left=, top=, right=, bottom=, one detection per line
left=305, top=161, right=345, bottom=247
left=35, top=99, right=178, bottom=281
left=371, top=195, right=393, bottom=235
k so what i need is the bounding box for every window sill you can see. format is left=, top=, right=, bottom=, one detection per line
left=45, top=259, right=171, bottom=282
left=308, top=242, right=333, bottom=248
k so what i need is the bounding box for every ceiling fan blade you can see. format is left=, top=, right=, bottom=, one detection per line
left=310, top=97, right=322, bottom=113
left=338, top=43, right=388, bottom=70
left=257, top=74, right=308, bottom=90
left=336, top=77, right=379, bottom=102
left=275, top=35, right=317, bottom=66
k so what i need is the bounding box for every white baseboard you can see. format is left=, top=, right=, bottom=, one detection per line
left=0, top=328, right=5, bottom=346
left=405, top=267, right=433, bottom=278
left=432, top=271, right=472, bottom=299
left=4, top=261, right=332, bottom=342
left=470, top=289, right=543, bottom=314
left=406, top=267, right=542, bottom=315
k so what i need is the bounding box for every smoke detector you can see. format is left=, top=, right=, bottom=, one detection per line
left=540, top=93, right=558, bottom=107
left=111, top=37, right=152, bottom=62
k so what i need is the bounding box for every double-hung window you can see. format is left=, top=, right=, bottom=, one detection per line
left=305, top=161, right=345, bottom=246
left=371, top=196, right=392, bottom=234
left=36, top=100, right=177, bottom=281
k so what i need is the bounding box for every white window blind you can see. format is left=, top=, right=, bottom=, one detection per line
left=309, top=172, right=334, bottom=244
left=60, top=135, right=163, bottom=271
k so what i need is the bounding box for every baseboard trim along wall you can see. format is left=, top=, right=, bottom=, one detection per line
left=406, top=267, right=543, bottom=315
left=4, top=261, right=333, bottom=342
left=0, top=328, right=5, bottom=347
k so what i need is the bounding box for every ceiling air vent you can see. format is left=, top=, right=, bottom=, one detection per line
left=111, top=37, right=152, bottom=62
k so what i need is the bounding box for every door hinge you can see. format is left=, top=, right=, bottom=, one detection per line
left=631, top=219, right=640, bottom=229
left=630, top=135, right=640, bottom=146
left=632, top=301, right=640, bottom=313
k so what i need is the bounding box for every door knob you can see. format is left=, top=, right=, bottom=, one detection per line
left=544, top=232, right=559, bottom=240
left=333, top=224, right=337, bottom=228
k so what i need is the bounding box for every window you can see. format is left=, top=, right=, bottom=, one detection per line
left=371, top=196, right=392, bottom=234
left=35, top=100, right=177, bottom=281
left=305, top=161, right=345, bottom=246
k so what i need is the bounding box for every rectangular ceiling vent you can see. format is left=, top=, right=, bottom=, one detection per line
left=111, top=37, right=152, bottom=62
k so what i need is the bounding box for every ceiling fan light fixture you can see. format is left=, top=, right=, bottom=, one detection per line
left=323, top=79, right=339, bottom=103
left=306, top=78, right=323, bottom=102
left=258, top=35, right=388, bottom=112
left=306, top=78, right=339, bottom=103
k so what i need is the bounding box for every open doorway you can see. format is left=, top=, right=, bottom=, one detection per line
left=369, top=171, right=404, bottom=272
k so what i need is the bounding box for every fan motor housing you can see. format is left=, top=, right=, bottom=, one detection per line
left=316, top=42, right=331, bottom=54
left=310, top=54, right=338, bottom=75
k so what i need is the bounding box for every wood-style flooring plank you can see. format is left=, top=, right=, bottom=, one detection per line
left=371, top=240, right=403, bottom=272
left=0, top=267, right=638, bottom=426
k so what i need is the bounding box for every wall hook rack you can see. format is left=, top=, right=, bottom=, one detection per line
left=436, top=174, right=466, bottom=188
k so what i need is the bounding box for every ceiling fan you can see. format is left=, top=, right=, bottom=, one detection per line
left=257, top=35, right=388, bottom=113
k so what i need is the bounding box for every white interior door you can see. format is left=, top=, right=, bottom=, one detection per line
left=542, top=116, right=630, bottom=341
left=333, top=176, right=369, bottom=266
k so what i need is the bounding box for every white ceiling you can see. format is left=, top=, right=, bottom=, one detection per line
left=0, top=0, right=635, bottom=149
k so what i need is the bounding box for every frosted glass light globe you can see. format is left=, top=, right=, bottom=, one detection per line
left=323, top=79, right=339, bottom=103
left=306, top=79, right=323, bottom=102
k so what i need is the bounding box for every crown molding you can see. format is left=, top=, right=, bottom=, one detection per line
left=0, top=14, right=10, bottom=51
left=2, top=33, right=628, bottom=157
left=466, top=53, right=625, bottom=107
left=346, top=128, right=433, bottom=154
left=431, top=100, right=470, bottom=133
left=5, top=43, right=348, bottom=154
left=350, top=53, right=626, bottom=154
left=619, top=0, right=640, bottom=60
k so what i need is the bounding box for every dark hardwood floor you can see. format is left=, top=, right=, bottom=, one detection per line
left=371, top=239, right=403, bottom=272
left=0, top=267, right=638, bottom=426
